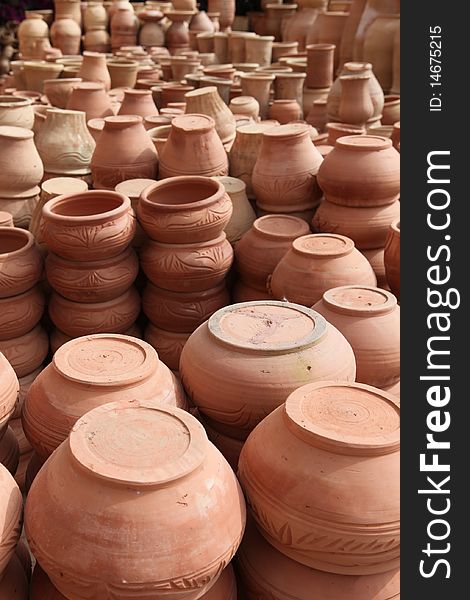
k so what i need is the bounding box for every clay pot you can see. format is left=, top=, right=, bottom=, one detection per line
left=0, top=426, right=19, bottom=475
left=42, top=189, right=136, bottom=261
left=158, top=114, right=228, bottom=179
left=306, top=43, right=335, bottom=89
left=227, top=32, right=255, bottom=64
left=18, top=14, right=50, bottom=59
left=318, top=135, right=400, bottom=207
left=144, top=324, right=191, bottom=371
left=384, top=218, right=400, bottom=300
left=0, top=126, right=43, bottom=199
left=49, top=322, right=142, bottom=354
left=185, top=86, right=236, bottom=145
left=22, top=334, right=187, bottom=460
left=338, top=0, right=367, bottom=67
left=0, top=351, right=19, bottom=438
left=326, top=121, right=364, bottom=143
left=13, top=367, right=42, bottom=421
left=211, top=176, right=256, bottom=244
left=240, top=73, right=275, bottom=120
left=0, top=464, right=23, bottom=577
left=117, top=89, right=158, bottom=118
left=272, top=41, right=299, bottom=62
left=308, top=11, right=348, bottom=70
left=0, top=325, right=48, bottom=378
left=268, top=99, right=302, bottom=124
left=196, top=32, right=215, bottom=53
left=199, top=76, right=232, bottom=105
left=338, top=72, right=374, bottom=125
left=91, top=115, right=159, bottom=189
left=265, top=5, right=297, bottom=41
left=362, top=247, right=387, bottom=289
left=212, top=33, right=228, bottom=63
left=238, top=519, right=401, bottom=599
left=106, top=60, right=138, bottom=89
left=180, top=302, right=355, bottom=439
left=0, top=212, right=14, bottom=228
left=313, top=285, right=399, bottom=387
left=199, top=413, right=243, bottom=470
left=270, top=233, right=377, bottom=305
left=23, top=61, right=64, bottom=93
left=0, top=228, right=43, bottom=300
left=282, top=7, right=319, bottom=52
left=82, top=29, right=110, bottom=55
left=327, top=61, right=383, bottom=123
left=363, top=14, right=400, bottom=92
left=138, top=175, right=232, bottom=243
left=66, top=81, right=114, bottom=121
left=306, top=98, right=328, bottom=131
left=36, top=108, right=96, bottom=178
left=141, top=233, right=233, bottom=292
left=55, top=0, right=82, bottom=26
left=51, top=17, right=81, bottom=55
left=139, top=10, right=166, bottom=47
left=272, top=72, right=306, bottom=117
left=238, top=381, right=400, bottom=574
left=0, top=552, right=28, bottom=599
left=244, top=35, right=274, bottom=68
left=313, top=198, right=400, bottom=249
left=46, top=246, right=138, bottom=303
left=111, top=7, right=139, bottom=51
left=84, top=2, right=108, bottom=30
left=0, top=95, right=35, bottom=129
left=229, top=96, right=259, bottom=121
left=190, top=11, right=215, bottom=35
left=208, top=0, right=235, bottom=31
left=164, top=10, right=193, bottom=53
left=25, top=401, right=245, bottom=599
left=252, top=123, right=324, bottom=213
left=382, top=94, right=400, bottom=125
left=0, top=285, right=45, bottom=341
left=77, top=51, right=111, bottom=91
left=43, top=77, right=81, bottom=109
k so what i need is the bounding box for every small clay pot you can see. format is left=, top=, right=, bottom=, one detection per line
left=107, top=59, right=139, bottom=89
left=66, top=81, right=114, bottom=121
left=384, top=218, right=400, bottom=300
left=43, top=77, right=82, bottom=109
left=42, top=189, right=136, bottom=261
left=0, top=227, right=43, bottom=298
left=268, top=98, right=302, bottom=124
left=229, top=95, right=260, bottom=121
left=0, top=463, right=23, bottom=575
left=138, top=175, right=232, bottom=243
left=0, top=285, right=45, bottom=340
left=22, top=334, right=187, bottom=459
left=140, top=234, right=233, bottom=292
left=77, top=51, right=111, bottom=91
left=144, top=323, right=190, bottom=371
left=0, top=95, right=35, bottom=129
left=118, top=88, right=159, bottom=118
left=238, top=381, right=400, bottom=574
left=0, top=426, right=20, bottom=475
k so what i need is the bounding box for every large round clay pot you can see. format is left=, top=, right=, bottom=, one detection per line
left=198, top=413, right=243, bottom=471
left=270, top=233, right=377, bottom=306
left=0, top=126, right=43, bottom=199
left=317, top=135, right=400, bottom=207
left=0, top=463, right=23, bottom=575
left=17, top=13, right=50, bottom=59
left=144, top=324, right=191, bottom=371
left=77, top=51, right=112, bottom=91
left=0, top=96, right=35, bottom=129
left=46, top=247, right=139, bottom=303
left=235, top=214, right=310, bottom=292
left=362, top=14, right=400, bottom=92
left=140, top=234, right=233, bottom=292
left=180, top=301, right=356, bottom=439
left=43, top=77, right=82, bottom=109
left=0, top=352, right=19, bottom=438
left=138, top=175, right=232, bottom=243
left=237, top=520, right=401, bottom=599
left=25, top=401, right=246, bottom=600
left=66, top=81, right=114, bottom=121
left=143, top=282, right=229, bottom=332
left=0, top=285, right=45, bottom=341
left=0, top=426, right=20, bottom=475
left=185, top=86, right=236, bottom=146
left=0, top=228, right=42, bottom=298
left=158, top=115, right=228, bottom=180
left=91, top=115, right=159, bottom=190
left=48, top=286, right=140, bottom=338
left=42, top=189, right=136, bottom=261
left=252, top=123, right=324, bottom=213
left=139, top=10, right=166, bottom=47
left=312, top=198, right=400, bottom=249
left=111, top=7, right=139, bottom=51
left=0, top=553, right=29, bottom=599
left=313, top=285, right=399, bottom=387
left=238, top=381, right=400, bottom=574
left=22, top=334, right=187, bottom=460
left=118, top=89, right=159, bottom=118
left=0, top=325, right=48, bottom=378
left=50, top=17, right=81, bottom=55
left=384, top=218, right=400, bottom=300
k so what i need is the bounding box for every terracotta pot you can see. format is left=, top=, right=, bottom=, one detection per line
left=252, top=123, right=324, bottom=213
left=270, top=233, right=376, bottom=305
left=18, top=14, right=50, bottom=59
left=313, top=198, right=400, bottom=249
left=0, top=212, right=14, bottom=228
left=338, top=0, right=367, bottom=67
left=25, top=401, right=246, bottom=599
left=141, top=233, right=233, bottom=292
left=22, top=334, right=187, bottom=460
left=362, top=246, right=387, bottom=289
left=51, top=17, right=81, bottom=55
left=184, top=86, right=236, bottom=145
left=0, top=553, right=28, bottom=599
left=313, top=285, right=399, bottom=387
left=138, top=175, right=232, bottom=243
left=0, top=352, right=19, bottom=437
left=159, top=84, right=194, bottom=108
left=227, top=32, right=255, bottom=63
left=240, top=73, right=275, bottom=120
left=282, top=7, right=319, bottom=52
left=208, top=0, right=235, bottom=31
left=245, top=36, right=274, bottom=68
left=117, top=89, right=158, bottom=118
left=13, top=366, right=42, bottom=421
left=43, top=77, right=81, bottom=109
left=199, top=414, right=243, bottom=471
left=238, top=519, right=401, bottom=599
left=0, top=324, right=48, bottom=378
left=384, top=218, right=400, bottom=300
left=238, top=381, right=399, bottom=574
left=306, top=98, right=328, bottom=131
left=326, top=121, right=364, bottom=144
left=144, top=323, right=190, bottom=371
left=0, top=126, right=43, bottom=199
left=265, top=5, right=297, bottom=41
left=180, top=302, right=355, bottom=439
left=48, top=286, right=140, bottom=338
left=0, top=285, right=45, bottom=341
left=268, top=99, right=302, bottom=124
left=196, top=32, right=215, bottom=53
left=211, top=176, right=256, bottom=244
left=77, top=51, right=112, bottom=91
left=164, top=10, right=193, bottom=53
left=272, top=41, right=299, bottom=62
left=327, top=61, right=383, bottom=123
left=23, top=61, right=64, bottom=93
left=157, top=114, right=228, bottom=180
left=66, top=81, right=114, bottom=121
left=352, top=0, right=399, bottom=60
left=49, top=322, right=142, bottom=354
left=382, top=94, right=400, bottom=125
left=306, top=43, right=335, bottom=89
left=318, top=135, right=400, bottom=207
left=308, top=11, right=348, bottom=70
left=363, top=14, right=400, bottom=92
left=229, top=95, right=259, bottom=121
left=144, top=281, right=229, bottom=332
left=107, top=60, right=139, bottom=89
left=139, top=10, right=166, bottom=47
left=55, top=0, right=82, bottom=26
left=111, top=7, right=139, bottom=51
left=213, top=32, right=229, bottom=63
left=46, top=246, right=138, bottom=303
left=91, top=115, right=159, bottom=189
left=0, top=195, right=40, bottom=229
left=0, top=426, right=19, bottom=475
left=338, top=72, right=374, bottom=125
left=0, top=95, right=35, bottom=129
left=84, top=2, right=108, bottom=31
left=272, top=72, right=306, bottom=117
left=0, top=228, right=42, bottom=298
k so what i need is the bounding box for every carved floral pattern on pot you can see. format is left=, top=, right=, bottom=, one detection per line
left=0, top=324, right=49, bottom=378
left=0, top=285, right=45, bottom=340
left=0, top=228, right=43, bottom=298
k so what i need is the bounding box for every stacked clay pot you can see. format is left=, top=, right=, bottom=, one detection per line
left=211, top=176, right=256, bottom=245
left=180, top=300, right=356, bottom=467
left=41, top=189, right=141, bottom=343
left=83, top=2, right=111, bottom=53
left=25, top=399, right=246, bottom=599
left=138, top=176, right=233, bottom=370
left=0, top=352, right=20, bottom=473
left=0, top=461, right=24, bottom=595
left=314, top=135, right=400, bottom=287
left=238, top=381, right=400, bottom=591
left=233, top=214, right=310, bottom=302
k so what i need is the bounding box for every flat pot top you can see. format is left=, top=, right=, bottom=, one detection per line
left=292, top=234, right=354, bottom=258
left=322, top=285, right=397, bottom=317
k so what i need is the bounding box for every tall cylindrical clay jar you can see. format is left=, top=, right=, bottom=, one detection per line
left=338, top=73, right=374, bottom=125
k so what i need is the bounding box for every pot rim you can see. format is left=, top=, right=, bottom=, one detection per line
left=292, top=233, right=355, bottom=258
left=140, top=175, right=225, bottom=213
left=335, top=134, right=393, bottom=151
left=252, top=214, right=310, bottom=240
left=43, top=190, right=132, bottom=224
left=322, top=285, right=397, bottom=317
left=0, top=227, right=35, bottom=258
left=0, top=95, right=33, bottom=108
